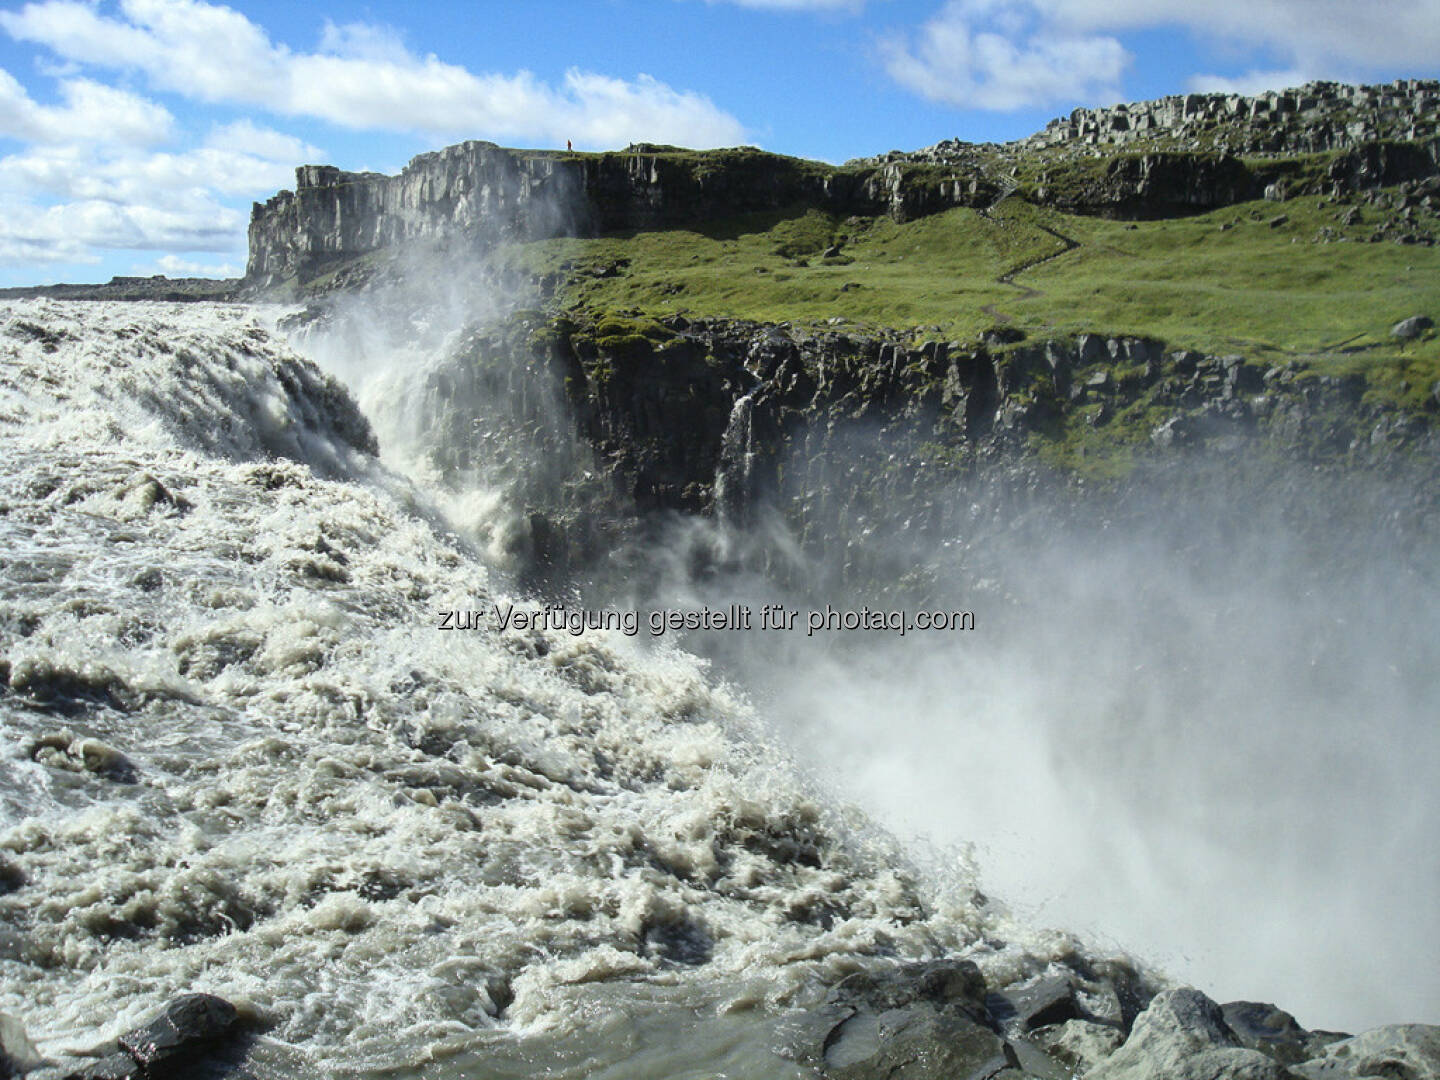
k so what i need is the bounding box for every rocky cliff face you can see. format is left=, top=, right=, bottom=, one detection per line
left=302, top=305, right=1434, bottom=589
left=1021, top=79, right=1440, bottom=157
left=247, top=144, right=1000, bottom=285
left=247, top=80, right=1440, bottom=288
left=876, top=79, right=1440, bottom=163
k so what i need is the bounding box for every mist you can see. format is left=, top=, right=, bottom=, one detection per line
left=287, top=259, right=1439, bottom=1038
left=733, top=459, right=1440, bottom=1034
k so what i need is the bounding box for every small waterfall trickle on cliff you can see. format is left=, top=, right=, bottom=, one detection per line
left=714, top=390, right=758, bottom=525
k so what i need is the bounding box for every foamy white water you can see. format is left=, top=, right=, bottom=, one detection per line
left=0, top=300, right=1091, bottom=1077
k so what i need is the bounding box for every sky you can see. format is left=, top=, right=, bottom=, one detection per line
left=1, top=0, right=1437, bottom=286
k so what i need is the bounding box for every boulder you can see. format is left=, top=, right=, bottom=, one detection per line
left=797, top=960, right=1022, bottom=1080
left=117, top=994, right=239, bottom=1071
left=1292, top=1024, right=1440, bottom=1080
left=1088, top=987, right=1296, bottom=1080
left=1222, top=1001, right=1344, bottom=1066
left=1391, top=315, right=1434, bottom=340
left=0, top=1013, right=42, bottom=1078
left=1032, top=1019, right=1126, bottom=1073
left=822, top=1007, right=1017, bottom=1080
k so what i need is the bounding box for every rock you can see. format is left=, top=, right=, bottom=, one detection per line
left=1077, top=333, right=1107, bottom=363
left=65, top=1053, right=140, bottom=1080
left=797, top=960, right=1022, bottom=1080
left=117, top=993, right=239, bottom=1070
left=63, top=1059, right=140, bottom=1080
left=1088, top=987, right=1294, bottom=1080
left=1152, top=415, right=1197, bottom=447
left=1292, top=1024, right=1440, bottom=1080
left=988, top=974, right=1082, bottom=1033
left=0, top=859, right=23, bottom=895
left=1391, top=315, right=1434, bottom=340
left=28, top=733, right=138, bottom=783
left=826, top=959, right=991, bottom=1018
left=822, top=1007, right=1017, bottom=1080
left=1032, top=1018, right=1126, bottom=1073
left=1222, top=1001, right=1343, bottom=1066
left=0, top=1013, right=43, bottom=1078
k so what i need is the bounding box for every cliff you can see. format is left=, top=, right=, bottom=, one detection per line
left=246, top=80, right=1440, bottom=288
left=246, top=144, right=999, bottom=285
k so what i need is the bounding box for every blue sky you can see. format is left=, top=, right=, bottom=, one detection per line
left=1, top=0, right=1437, bottom=286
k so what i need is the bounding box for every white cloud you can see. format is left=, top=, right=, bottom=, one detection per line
left=882, top=0, right=1440, bottom=112
left=0, top=0, right=750, bottom=148
left=1188, top=69, right=1316, bottom=98
left=0, top=67, right=172, bottom=144
left=882, top=1, right=1128, bottom=110
left=0, top=88, right=317, bottom=269
left=0, top=137, right=309, bottom=203
left=1034, top=0, right=1440, bottom=71
left=204, top=120, right=322, bottom=165
left=0, top=194, right=240, bottom=266
left=147, top=253, right=241, bottom=277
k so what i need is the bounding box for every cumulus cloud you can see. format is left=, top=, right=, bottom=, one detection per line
left=0, top=95, right=312, bottom=269
left=0, top=194, right=241, bottom=266
left=0, top=67, right=173, bottom=144
left=0, top=0, right=749, bottom=148
left=1037, top=0, right=1440, bottom=72
left=882, top=1, right=1128, bottom=110
left=147, top=253, right=242, bottom=276
left=1188, top=69, right=1316, bottom=98
left=883, top=0, right=1440, bottom=111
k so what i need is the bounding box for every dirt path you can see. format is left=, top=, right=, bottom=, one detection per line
left=978, top=190, right=1081, bottom=323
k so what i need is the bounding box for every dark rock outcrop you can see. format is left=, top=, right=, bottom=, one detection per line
left=246, top=145, right=1001, bottom=285
left=370, top=306, right=1436, bottom=590
left=245, top=80, right=1439, bottom=289
left=49, top=994, right=244, bottom=1080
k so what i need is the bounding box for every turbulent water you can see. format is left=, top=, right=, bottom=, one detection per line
left=0, top=298, right=1436, bottom=1077
left=0, top=300, right=1074, bottom=1077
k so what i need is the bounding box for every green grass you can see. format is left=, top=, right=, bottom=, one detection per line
left=488, top=200, right=1067, bottom=339
left=479, top=185, right=1439, bottom=413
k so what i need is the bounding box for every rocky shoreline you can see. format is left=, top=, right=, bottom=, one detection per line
left=7, top=970, right=1437, bottom=1079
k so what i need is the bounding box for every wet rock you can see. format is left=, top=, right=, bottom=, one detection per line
left=822, top=1007, right=1016, bottom=1080
left=65, top=1053, right=140, bottom=1080
left=28, top=733, right=138, bottom=783
left=0, top=858, right=24, bottom=895
left=799, top=960, right=1021, bottom=1080
left=1032, top=1018, right=1126, bottom=1073
left=114, top=474, right=190, bottom=520
left=9, top=658, right=134, bottom=716
left=1392, top=315, right=1434, bottom=340
left=988, top=973, right=1083, bottom=1033
left=1151, top=415, right=1197, bottom=447
left=1292, top=1024, right=1440, bottom=1080
left=1088, top=987, right=1293, bottom=1080
left=828, top=959, right=991, bottom=1018
left=1, top=1013, right=43, bottom=1078
left=1222, top=1002, right=1346, bottom=1066
left=117, top=994, right=239, bottom=1071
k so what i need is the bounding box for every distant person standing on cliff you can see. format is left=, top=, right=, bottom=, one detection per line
left=567, top=140, right=572, bottom=151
